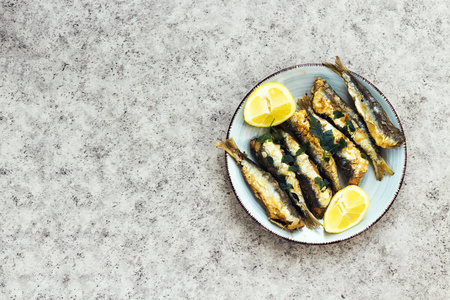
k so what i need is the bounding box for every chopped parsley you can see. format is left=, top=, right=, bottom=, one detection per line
left=340, top=118, right=356, bottom=137
left=333, top=110, right=345, bottom=119
left=282, top=154, right=295, bottom=164
left=277, top=175, right=293, bottom=190
left=288, top=165, right=299, bottom=172
left=345, top=119, right=356, bottom=132
left=361, top=152, right=369, bottom=160
left=341, top=125, right=350, bottom=136
left=309, top=115, right=348, bottom=162
left=257, top=128, right=282, bottom=144
left=295, top=143, right=309, bottom=157
left=314, top=177, right=330, bottom=191
left=327, top=137, right=348, bottom=156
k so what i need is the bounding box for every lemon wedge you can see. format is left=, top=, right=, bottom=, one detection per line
left=324, top=185, right=370, bottom=233
left=244, top=82, right=296, bottom=127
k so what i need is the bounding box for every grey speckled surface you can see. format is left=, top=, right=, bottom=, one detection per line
left=1, top=0, right=449, bottom=298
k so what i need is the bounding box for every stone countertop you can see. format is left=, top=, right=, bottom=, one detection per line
left=1, top=0, right=449, bottom=298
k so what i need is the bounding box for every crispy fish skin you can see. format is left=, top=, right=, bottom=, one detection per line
left=312, top=77, right=366, bottom=128
left=215, top=138, right=304, bottom=230
left=250, top=138, right=322, bottom=229
left=312, top=77, right=394, bottom=180
left=299, top=95, right=369, bottom=186
left=274, top=128, right=332, bottom=219
left=323, top=56, right=406, bottom=149
left=283, top=110, right=342, bottom=192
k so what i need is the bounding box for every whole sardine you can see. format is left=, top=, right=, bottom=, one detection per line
left=215, top=138, right=304, bottom=230
left=323, top=56, right=406, bottom=149
left=299, top=95, right=369, bottom=186
left=250, top=138, right=322, bottom=228
left=274, top=128, right=332, bottom=219
left=283, top=110, right=342, bottom=192
left=311, top=77, right=394, bottom=180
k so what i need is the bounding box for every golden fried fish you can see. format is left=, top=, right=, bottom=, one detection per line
left=283, top=110, right=342, bottom=192
left=323, top=56, right=406, bottom=149
left=274, top=128, right=332, bottom=219
left=251, top=137, right=321, bottom=228
left=215, top=138, right=304, bottom=230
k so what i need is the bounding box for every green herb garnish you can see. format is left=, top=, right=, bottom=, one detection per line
left=345, top=119, right=356, bottom=132
left=309, top=116, right=347, bottom=161
left=282, top=154, right=295, bottom=164
left=341, top=125, right=350, bottom=136
left=295, top=143, right=309, bottom=157
left=361, top=152, right=369, bottom=160
left=314, top=177, right=330, bottom=191
left=333, top=110, right=345, bottom=119
left=256, top=124, right=282, bottom=144
left=271, top=132, right=282, bottom=143
left=326, top=137, right=347, bottom=155
left=309, top=116, right=329, bottom=141
left=257, top=131, right=281, bottom=144
left=288, top=165, right=299, bottom=172
left=257, top=131, right=273, bottom=144
left=277, top=175, right=293, bottom=190
left=280, top=183, right=293, bottom=190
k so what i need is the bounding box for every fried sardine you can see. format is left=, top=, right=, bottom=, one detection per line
left=323, top=56, right=406, bottom=149
left=215, top=138, right=304, bottom=230
left=251, top=138, right=322, bottom=228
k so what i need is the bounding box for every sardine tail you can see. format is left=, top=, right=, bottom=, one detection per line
left=322, top=62, right=342, bottom=76
left=311, top=207, right=327, bottom=219
left=214, top=138, right=246, bottom=163
left=333, top=56, right=350, bottom=72
left=288, top=192, right=322, bottom=229
left=322, top=56, right=348, bottom=76
left=297, top=94, right=314, bottom=113
left=297, top=203, right=322, bottom=229
left=269, top=218, right=304, bottom=230
left=373, top=157, right=394, bottom=181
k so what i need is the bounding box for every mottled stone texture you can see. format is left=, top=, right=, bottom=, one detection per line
left=0, top=0, right=448, bottom=298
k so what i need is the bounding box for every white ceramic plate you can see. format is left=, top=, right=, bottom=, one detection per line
left=225, top=64, right=407, bottom=244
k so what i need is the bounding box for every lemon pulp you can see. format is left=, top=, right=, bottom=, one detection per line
left=244, top=82, right=296, bottom=127
left=324, top=185, right=370, bottom=233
